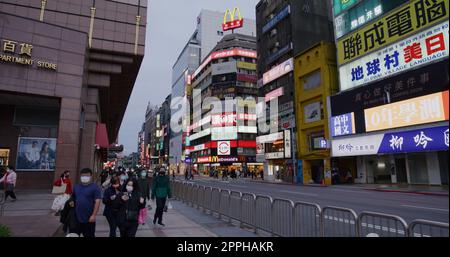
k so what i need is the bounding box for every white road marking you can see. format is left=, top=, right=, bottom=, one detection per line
left=279, top=190, right=318, bottom=197
left=401, top=205, right=449, bottom=212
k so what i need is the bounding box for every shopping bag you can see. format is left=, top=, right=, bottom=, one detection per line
left=51, top=194, right=70, bottom=211
left=163, top=200, right=172, bottom=212
left=138, top=208, right=148, bottom=225
left=52, top=183, right=66, bottom=195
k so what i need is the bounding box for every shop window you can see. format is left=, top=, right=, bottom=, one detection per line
left=14, top=107, right=59, bottom=127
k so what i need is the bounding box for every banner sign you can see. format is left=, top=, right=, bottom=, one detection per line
left=332, top=125, right=449, bottom=156
left=256, top=132, right=284, bottom=144
left=263, top=58, right=293, bottom=85
left=337, top=0, right=449, bottom=65
left=333, top=0, right=358, bottom=17
left=212, top=61, right=237, bottom=75
left=284, top=130, right=291, bottom=158
left=265, top=87, right=284, bottom=102
left=236, top=61, right=257, bottom=70
left=365, top=91, right=449, bottom=132
left=339, top=22, right=449, bottom=91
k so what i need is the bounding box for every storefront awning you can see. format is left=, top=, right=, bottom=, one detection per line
left=96, top=123, right=110, bottom=148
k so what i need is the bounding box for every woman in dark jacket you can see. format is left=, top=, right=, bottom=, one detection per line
left=151, top=168, right=172, bottom=226
left=117, top=178, right=145, bottom=237
left=137, top=169, right=151, bottom=202
left=102, top=177, right=123, bottom=237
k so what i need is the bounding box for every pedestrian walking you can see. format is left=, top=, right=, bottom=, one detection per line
left=102, top=177, right=122, bottom=237
left=69, top=168, right=102, bottom=237
left=138, top=169, right=151, bottom=218
left=151, top=168, right=172, bottom=226
left=51, top=170, right=73, bottom=215
left=0, top=166, right=17, bottom=201
left=117, top=179, right=145, bottom=237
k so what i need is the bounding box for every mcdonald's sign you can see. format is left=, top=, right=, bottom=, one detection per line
left=222, top=7, right=244, bottom=31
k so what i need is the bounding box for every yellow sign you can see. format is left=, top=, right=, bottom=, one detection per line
left=223, top=7, right=244, bottom=31
left=0, top=39, right=57, bottom=70
left=223, top=7, right=242, bottom=24
left=337, top=0, right=449, bottom=65
left=237, top=61, right=257, bottom=70
left=364, top=91, right=449, bottom=132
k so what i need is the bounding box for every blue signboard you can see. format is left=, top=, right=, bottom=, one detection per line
left=262, top=5, right=291, bottom=34
left=378, top=126, right=449, bottom=154
left=331, top=112, right=355, bottom=137
left=297, top=160, right=303, bottom=184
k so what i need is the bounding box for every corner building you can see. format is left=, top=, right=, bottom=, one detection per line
left=0, top=0, right=146, bottom=188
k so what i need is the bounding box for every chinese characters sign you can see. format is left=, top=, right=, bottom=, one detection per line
left=337, top=0, right=449, bottom=65
left=332, top=125, right=449, bottom=156
left=378, top=125, right=449, bottom=153
left=339, top=21, right=449, bottom=91
left=331, top=112, right=356, bottom=137
left=0, top=39, right=57, bottom=71
left=263, top=58, right=293, bottom=85
left=365, top=91, right=449, bottom=132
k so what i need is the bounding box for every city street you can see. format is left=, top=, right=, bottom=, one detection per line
left=181, top=177, right=449, bottom=223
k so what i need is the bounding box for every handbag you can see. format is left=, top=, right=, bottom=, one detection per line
left=52, top=181, right=67, bottom=194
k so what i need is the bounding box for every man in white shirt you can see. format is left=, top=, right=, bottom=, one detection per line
left=24, top=141, right=40, bottom=169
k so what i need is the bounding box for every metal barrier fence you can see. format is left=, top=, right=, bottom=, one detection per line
left=322, top=206, right=358, bottom=237
left=293, top=201, right=321, bottom=237
left=408, top=220, right=449, bottom=237
left=171, top=181, right=449, bottom=237
left=358, top=211, right=408, bottom=237
left=272, top=199, right=294, bottom=237
left=219, top=189, right=231, bottom=221
left=255, top=195, right=273, bottom=234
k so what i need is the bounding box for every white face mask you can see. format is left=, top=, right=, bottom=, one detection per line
left=80, top=176, right=91, bottom=184
left=126, top=186, right=133, bottom=192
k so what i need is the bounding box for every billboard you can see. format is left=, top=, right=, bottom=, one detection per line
left=212, top=61, right=237, bottom=75
left=237, top=61, right=257, bottom=70
left=337, top=0, right=449, bottom=65
left=331, top=112, right=356, bottom=137
left=364, top=91, right=449, bottom=132
left=16, top=137, right=57, bottom=171
left=223, top=7, right=244, bottom=31
left=265, top=87, right=284, bottom=102
left=333, top=0, right=359, bottom=17
left=339, top=22, right=449, bottom=91
left=331, top=59, right=449, bottom=116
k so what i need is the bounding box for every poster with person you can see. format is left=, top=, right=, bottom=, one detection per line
left=16, top=137, right=57, bottom=171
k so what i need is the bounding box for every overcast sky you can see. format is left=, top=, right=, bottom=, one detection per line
left=118, top=0, right=259, bottom=154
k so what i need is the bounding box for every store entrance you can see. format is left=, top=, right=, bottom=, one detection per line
left=310, top=160, right=324, bottom=184
left=395, top=157, right=408, bottom=184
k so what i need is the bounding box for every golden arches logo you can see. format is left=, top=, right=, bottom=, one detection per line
left=222, top=7, right=244, bottom=31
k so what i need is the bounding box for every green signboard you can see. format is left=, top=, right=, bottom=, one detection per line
left=333, top=0, right=358, bottom=17
left=334, top=0, right=409, bottom=38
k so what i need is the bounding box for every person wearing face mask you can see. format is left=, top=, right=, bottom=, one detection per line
left=117, top=179, right=145, bottom=237
left=151, top=168, right=172, bottom=226
left=118, top=171, right=128, bottom=190
left=68, top=168, right=102, bottom=237
left=102, top=177, right=123, bottom=237
left=137, top=169, right=151, bottom=224
left=0, top=166, right=17, bottom=201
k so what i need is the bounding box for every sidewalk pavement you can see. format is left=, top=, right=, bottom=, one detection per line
left=0, top=189, right=259, bottom=237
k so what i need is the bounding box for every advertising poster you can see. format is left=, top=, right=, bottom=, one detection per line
left=16, top=137, right=57, bottom=171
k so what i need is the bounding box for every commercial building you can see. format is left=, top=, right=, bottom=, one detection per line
left=0, top=0, right=146, bottom=189
left=329, top=0, right=449, bottom=185
left=187, top=33, right=259, bottom=175
left=294, top=42, right=339, bottom=185
left=255, top=0, right=334, bottom=182
left=169, top=9, right=256, bottom=174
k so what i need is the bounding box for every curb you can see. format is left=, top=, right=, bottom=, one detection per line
left=366, top=188, right=449, bottom=197
left=246, top=179, right=328, bottom=187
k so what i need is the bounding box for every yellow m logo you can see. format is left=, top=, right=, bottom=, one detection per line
left=223, top=7, right=242, bottom=24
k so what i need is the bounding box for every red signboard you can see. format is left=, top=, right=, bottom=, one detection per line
left=222, top=8, right=244, bottom=31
